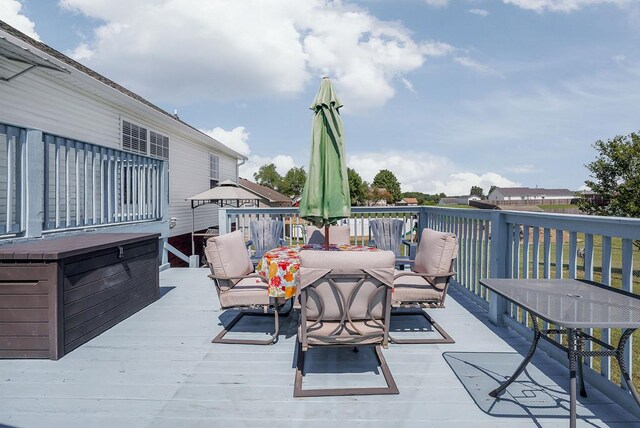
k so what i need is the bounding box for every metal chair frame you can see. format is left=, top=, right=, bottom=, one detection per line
left=294, top=269, right=399, bottom=397
left=209, top=272, right=292, bottom=345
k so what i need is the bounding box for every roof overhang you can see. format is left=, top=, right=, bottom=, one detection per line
left=0, top=35, right=69, bottom=82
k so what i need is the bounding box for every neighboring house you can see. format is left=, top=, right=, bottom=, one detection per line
left=0, top=21, right=245, bottom=253
left=397, top=197, right=418, bottom=206
left=438, top=195, right=480, bottom=205
left=578, top=190, right=609, bottom=207
left=238, top=178, right=292, bottom=207
left=488, top=187, right=576, bottom=205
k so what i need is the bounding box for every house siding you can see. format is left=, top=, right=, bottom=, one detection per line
left=0, top=63, right=121, bottom=148
left=168, top=144, right=238, bottom=237
left=0, top=64, right=240, bottom=239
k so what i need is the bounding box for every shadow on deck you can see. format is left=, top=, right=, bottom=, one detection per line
left=0, top=268, right=637, bottom=427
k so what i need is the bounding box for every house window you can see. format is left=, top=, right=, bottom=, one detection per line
left=122, top=120, right=147, bottom=155
left=209, top=153, right=219, bottom=188
left=149, top=131, right=169, bottom=160
left=122, top=119, right=169, bottom=161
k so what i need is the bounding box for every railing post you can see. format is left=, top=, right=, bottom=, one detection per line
left=489, top=210, right=508, bottom=326
left=24, top=129, right=44, bottom=238
left=160, top=160, right=169, bottom=221
left=219, top=208, right=228, bottom=235
left=418, top=207, right=428, bottom=240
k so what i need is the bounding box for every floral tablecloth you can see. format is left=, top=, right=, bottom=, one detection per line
left=256, top=244, right=378, bottom=298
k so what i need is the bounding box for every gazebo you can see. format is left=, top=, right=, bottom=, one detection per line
left=185, top=179, right=260, bottom=254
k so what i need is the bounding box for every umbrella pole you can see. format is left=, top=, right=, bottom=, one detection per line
left=324, top=224, right=329, bottom=251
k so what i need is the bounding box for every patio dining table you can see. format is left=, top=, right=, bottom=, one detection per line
left=256, top=244, right=379, bottom=299
left=479, top=278, right=640, bottom=428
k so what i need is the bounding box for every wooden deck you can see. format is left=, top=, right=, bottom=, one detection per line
left=0, top=268, right=638, bottom=427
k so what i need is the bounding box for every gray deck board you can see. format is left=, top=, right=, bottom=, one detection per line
left=0, top=267, right=638, bottom=427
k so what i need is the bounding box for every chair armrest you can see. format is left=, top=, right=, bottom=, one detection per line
left=401, top=239, right=415, bottom=247
left=394, top=270, right=456, bottom=290
left=209, top=272, right=267, bottom=290
left=401, top=240, right=417, bottom=259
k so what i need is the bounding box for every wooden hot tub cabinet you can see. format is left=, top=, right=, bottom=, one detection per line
left=0, top=233, right=160, bottom=359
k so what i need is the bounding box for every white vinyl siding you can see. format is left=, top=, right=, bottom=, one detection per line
left=167, top=141, right=238, bottom=237
left=0, top=48, right=242, bottom=238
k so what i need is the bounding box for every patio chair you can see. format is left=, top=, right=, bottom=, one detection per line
left=294, top=250, right=399, bottom=397
left=305, top=224, right=350, bottom=245
left=390, top=227, right=458, bottom=344
left=205, top=230, right=282, bottom=345
left=246, top=219, right=286, bottom=264
left=368, top=218, right=416, bottom=268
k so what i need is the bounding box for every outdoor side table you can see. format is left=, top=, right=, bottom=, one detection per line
left=479, top=278, right=640, bottom=428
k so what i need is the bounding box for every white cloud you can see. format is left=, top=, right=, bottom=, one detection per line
left=201, top=126, right=251, bottom=156
left=347, top=151, right=518, bottom=195
left=468, top=8, right=490, bottom=16
left=401, top=77, right=416, bottom=93
left=67, top=42, right=94, bottom=61
left=505, top=164, right=537, bottom=173
left=613, top=54, right=626, bottom=63
left=60, top=0, right=453, bottom=111
left=0, top=0, right=40, bottom=40
left=502, top=0, right=630, bottom=13
left=423, top=0, right=450, bottom=7
left=454, top=56, right=501, bottom=76
left=240, top=154, right=297, bottom=180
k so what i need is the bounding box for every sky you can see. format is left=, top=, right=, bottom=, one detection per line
left=2, top=0, right=639, bottom=196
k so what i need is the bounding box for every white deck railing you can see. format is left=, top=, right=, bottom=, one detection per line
left=42, top=133, right=166, bottom=231
left=220, top=205, right=640, bottom=402
left=0, top=122, right=168, bottom=240
left=0, top=124, right=25, bottom=236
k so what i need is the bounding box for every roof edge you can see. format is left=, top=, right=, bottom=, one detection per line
left=0, top=20, right=247, bottom=161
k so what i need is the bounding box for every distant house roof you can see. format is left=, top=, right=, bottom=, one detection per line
left=0, top=20, right=246, bottom=161
left=402, top=197, right=418, bottom=204
left=494, top=187, right=575, bottom=198
left=238, top=178, right=291, bottom=205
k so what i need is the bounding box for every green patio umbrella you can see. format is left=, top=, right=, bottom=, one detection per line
left=299, top=76, right=351, bottom=249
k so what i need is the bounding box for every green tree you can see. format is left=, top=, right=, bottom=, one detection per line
left=579, top=132, right=640, bottom=249
left=372, top=169, right=402, bottom=204
left=253, top=163, right=282, bottom=190
left=470, top=185, right=485, bottom=199
left=280, top=167, right=306, bottom=198
left=579, top=132, right=640, bottom=218
left=347, top=168, right=368, bottom=206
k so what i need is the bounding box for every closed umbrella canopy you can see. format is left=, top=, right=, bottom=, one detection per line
left=299, top=77, right=351, bottom=232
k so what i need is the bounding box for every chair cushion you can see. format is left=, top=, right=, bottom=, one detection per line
left=218, top=277, right=270, bottom=308
left=413, top=228, right=458, bottom=276
left=393, top=271, right=443, bottom=303
left=205, top=230, right=253, bottom=284
left=298, top=320, right=385, bottom=346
